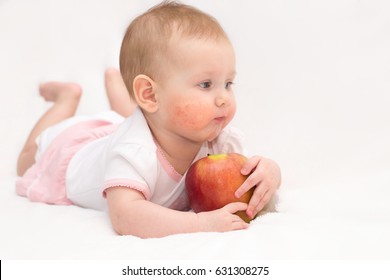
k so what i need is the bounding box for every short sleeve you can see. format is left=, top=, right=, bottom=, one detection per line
left=102, top=144, right=158, bottom=200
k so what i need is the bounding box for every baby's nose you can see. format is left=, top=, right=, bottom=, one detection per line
left=215, top=91, right=231, bottom=107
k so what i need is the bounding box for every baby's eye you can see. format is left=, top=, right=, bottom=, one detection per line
left=199, top=81, right=212, bottom=89
left=225, top=81, right=234, bottom=89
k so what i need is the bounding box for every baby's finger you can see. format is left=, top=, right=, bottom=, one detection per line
left=246, top=183, right=268, bottom=218
left=223, top=202, right=248, bottom=213
left=229, top=205, right=250, bottom=230
left=231, top=219, right=249, bottom=230
left=254, top=191, right=272, bottom=214
left=235, top=170, right=263, bottom=198
left=240, top=156, right=261, bottom=175
left=248, top=189, right=272, bottom=219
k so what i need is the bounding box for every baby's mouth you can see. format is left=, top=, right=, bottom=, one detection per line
left=214, top=116, right=225, bottom=122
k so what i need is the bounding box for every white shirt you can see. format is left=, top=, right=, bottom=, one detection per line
left=66, top=108, right=247, bottom=211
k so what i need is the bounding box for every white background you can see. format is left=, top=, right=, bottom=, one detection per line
left=1, top=0, right=390, bottom=263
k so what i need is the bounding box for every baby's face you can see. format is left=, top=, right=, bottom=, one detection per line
left=156, top=37, right=237, bottom=143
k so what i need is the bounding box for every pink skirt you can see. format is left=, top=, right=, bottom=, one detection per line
left=16, top=120, right=118, bottom=205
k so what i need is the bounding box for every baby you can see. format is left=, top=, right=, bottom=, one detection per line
left=16, top=1, right=281, bottom=238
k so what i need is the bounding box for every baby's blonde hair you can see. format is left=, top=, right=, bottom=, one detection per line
left=119, top=0, right=229, bottom=99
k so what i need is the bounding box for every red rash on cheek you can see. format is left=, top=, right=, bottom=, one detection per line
left=172, top=103, right=208, bottom=129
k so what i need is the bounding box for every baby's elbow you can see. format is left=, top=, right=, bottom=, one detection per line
left=111, top=216, right=147, bottom=238
left=111, top=216, right=133, bottom=236
left=112, top=223, right=127, bottom=236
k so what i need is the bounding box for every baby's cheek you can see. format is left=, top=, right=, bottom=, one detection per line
left=172, top=103, right=209, bottom=129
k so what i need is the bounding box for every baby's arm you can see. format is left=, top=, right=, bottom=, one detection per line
left=105, top=186, right=248, bottom=238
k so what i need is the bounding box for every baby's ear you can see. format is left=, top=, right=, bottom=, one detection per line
left=133, top=74, right=158, bottom=113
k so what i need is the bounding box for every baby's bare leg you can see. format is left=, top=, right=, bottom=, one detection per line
left=105, top=68, right=137, bottom=117
left=17, top=82, right=82, bottom=176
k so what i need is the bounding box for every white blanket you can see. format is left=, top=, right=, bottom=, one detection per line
left=1, top=0, right=390, bottom=260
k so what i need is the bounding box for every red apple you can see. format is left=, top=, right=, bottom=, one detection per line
left=185, top=153, right=254, bottom=223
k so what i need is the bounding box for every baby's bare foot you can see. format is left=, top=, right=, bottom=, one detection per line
left=39, top=82, right=82, bottom=103
left=105, top=68, right=129, bottom=97
left=105, top=67, right=137, bottom=117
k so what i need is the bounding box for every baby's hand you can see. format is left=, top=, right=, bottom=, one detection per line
left=235, top=156, right=281, bottom=219
left=196, top=202, right=249, bottom=232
